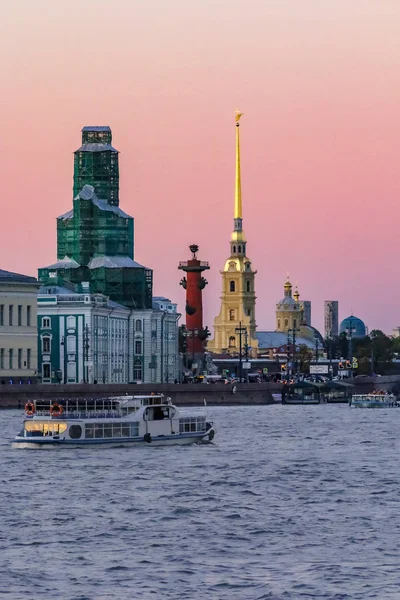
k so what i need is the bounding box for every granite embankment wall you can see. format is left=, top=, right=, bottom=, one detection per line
left=1, top=375, right=399, bottom=409
left=0, top=382, right=277, bottom=408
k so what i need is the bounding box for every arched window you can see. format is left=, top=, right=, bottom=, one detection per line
left=238, top=245, right=242, bottom=253
left=284, top=319, right=288, bottom=328
left=247, top=309, right=251, bottom=317
left=135, top=319, right=142, bottom=332
left=229, top=336, right=236, bottom=348
left=246, top=281, right=251, bottom=292
left=229, top=309, right=235, bottom=321
left=233, top=245, right=236, bottom=253
left=278, top=319, right=281, bottom=329
left=293, top=319, right=297, bottom=329
left=230, top=281, right=235, bottom=292
left=133, top=359, right=142, bottom=381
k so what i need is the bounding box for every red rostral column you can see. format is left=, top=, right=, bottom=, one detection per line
left=178, top=245, right=210, bottom=367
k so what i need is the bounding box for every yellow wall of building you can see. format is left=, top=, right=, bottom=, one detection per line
left=0, top=283, right=39, bottom=380
left=208, top=258, right=258, bottom=356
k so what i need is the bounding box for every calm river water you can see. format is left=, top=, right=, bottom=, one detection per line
left=1, top=405, right=400, bottom=599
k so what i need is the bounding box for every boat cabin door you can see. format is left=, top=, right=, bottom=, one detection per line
left=143, top=405, right=176, bottom=433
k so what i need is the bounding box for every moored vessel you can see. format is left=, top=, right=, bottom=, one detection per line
left=12, top=395, right=216, bottom=448
left=349, top=391, right=400, bottom=408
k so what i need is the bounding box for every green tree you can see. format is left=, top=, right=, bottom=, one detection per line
left=353, top=330, right=394, bottom=375
left=297, top=344, right=313, bottom=374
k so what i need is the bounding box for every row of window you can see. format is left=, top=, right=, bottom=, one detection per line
left=25, top=422, right=67, bottom=434
left=229, top=281, right=252, bottom=293
left=41, top=337, right=150, bottom=356
left=42, top=316, right=145, bottom=334
left=85, top=422, right=139, bottom=439
left=0, top=305, right=32, bottom=327
left=232, top=244, right=245, bottom=254
left=0, top=348, right=32, bottom=370
left=179, top=417, right=207, bottom=433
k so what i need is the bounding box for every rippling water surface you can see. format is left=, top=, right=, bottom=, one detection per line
left=1, top=405, right=400, bottom=599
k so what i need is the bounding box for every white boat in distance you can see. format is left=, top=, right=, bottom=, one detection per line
left=349, top=391, right=400, bottom=408
left=12, top=395, right=216, bottom=449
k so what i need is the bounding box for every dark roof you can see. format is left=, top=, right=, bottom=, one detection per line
left=256, top=331, right=315, bottom=350
left=0, top=269, right=38, bottom=284
left=82, top=126, right=111, bottom=132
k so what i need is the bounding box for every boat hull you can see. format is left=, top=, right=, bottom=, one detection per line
left=12, top=429, right=216, bottom=449
left=350, top=400, right=400, bottom=408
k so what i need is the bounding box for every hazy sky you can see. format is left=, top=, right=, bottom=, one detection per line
left=1, top=0, right=399, bottom=334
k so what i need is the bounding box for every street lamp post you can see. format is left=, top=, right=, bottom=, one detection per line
left=314, top=333, right=319, bottom=363
left=346, top=319, right=356, bottom=378
left=235, top=321, right=247, bottom=383
left=370, top=332, right=375, bottom=376
left=60, top=336, right=67, bottom=384
left=84, top=324, right=90, bottom=383
left=288, top=326, right=300, bottom=377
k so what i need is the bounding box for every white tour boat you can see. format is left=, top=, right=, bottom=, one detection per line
left=349, top=391, right=400, bottom=408
left=12, top=395, right=216, bottom=449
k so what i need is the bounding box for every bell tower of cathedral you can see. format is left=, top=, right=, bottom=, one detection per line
left=208, top=112, right=258, bottom=356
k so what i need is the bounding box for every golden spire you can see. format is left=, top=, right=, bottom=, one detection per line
left=235, top=110, right=243, bottom=220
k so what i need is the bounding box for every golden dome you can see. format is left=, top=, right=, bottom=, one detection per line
left=284, top=278, right=292, bottom=289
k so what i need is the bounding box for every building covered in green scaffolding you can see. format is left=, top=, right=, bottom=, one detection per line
left=39, top=126, right=153, bottom=309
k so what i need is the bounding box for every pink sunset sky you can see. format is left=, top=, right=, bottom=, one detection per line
left=1, top=0, right=400, bottom=334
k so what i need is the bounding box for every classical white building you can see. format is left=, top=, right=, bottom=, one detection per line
left=37, top=286, right=180, bottom=384
left=0, top=269, right=40, bottom=384
left=130, top=297, right=180, bottom=384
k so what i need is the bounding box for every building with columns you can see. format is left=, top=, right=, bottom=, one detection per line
left=208, top=111, right=258, bottom=357
left=0, top=269, right=40, bottom=384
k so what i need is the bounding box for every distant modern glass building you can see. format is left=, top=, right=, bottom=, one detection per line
left=339, top=316, right=366, bottom=338
left=302, top=300, right=311, bottom=326
left=324, top=301, right=339, bottom=338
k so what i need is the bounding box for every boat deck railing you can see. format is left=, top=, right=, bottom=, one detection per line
left=35, top=409, right=126, bottom=420
left=30, top=396, right=171, bottom=419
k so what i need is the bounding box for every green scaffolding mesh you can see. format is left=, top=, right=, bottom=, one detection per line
left=39, top=127, right=153, bottom=310
left=73, top=127, right=119, bottom=206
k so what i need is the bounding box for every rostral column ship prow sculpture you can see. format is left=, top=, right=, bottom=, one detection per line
left=178, top=245, right=210, bottom=374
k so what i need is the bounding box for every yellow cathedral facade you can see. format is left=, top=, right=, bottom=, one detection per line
left=208, top=111, right=258, bottom=357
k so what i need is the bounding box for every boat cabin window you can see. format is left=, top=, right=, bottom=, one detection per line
left=144, top=406, right=172, bottom=421
left=24, top=421, right=67, bottom=436
left=141, top=396, right=163, bottom=406
left=69, top=425, right=82, bottom=439
left=85, top=422, right=139, bottom=439
left=179, top=416, right=206, bottom=433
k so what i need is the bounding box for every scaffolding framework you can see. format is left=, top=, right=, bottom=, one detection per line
left=39, top=127, right=153, bottom=310
left=57, top=189, right=134, bottom=265
left=73, top=126, right=119, bottom=206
